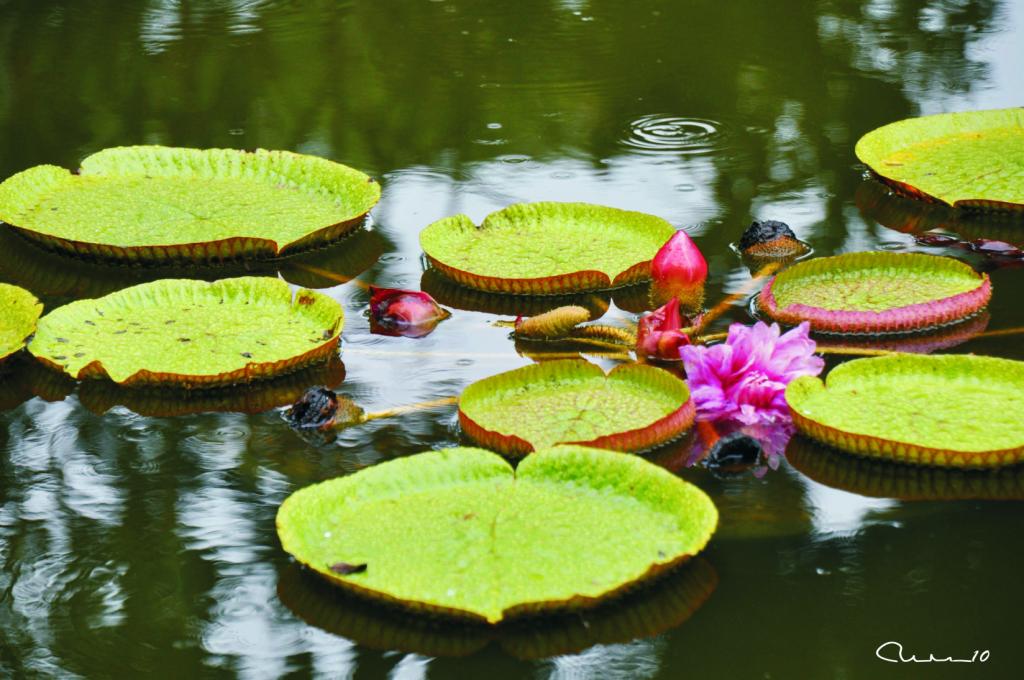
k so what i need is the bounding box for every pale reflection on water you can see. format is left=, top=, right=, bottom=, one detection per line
left=1, top=0, right=1023, bottom=678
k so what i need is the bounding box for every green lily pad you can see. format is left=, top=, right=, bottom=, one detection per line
left=459, top=359, right=694, bottom=456
left=276, top=445, right=718, bottom=624
left=29, top=277, right=343, bottom=387
left=786, top=354, right=1024, bottom=468
left=758, top=251, right=991, bottom=334
left=855, top=108, right=1024, bottom=210
left=420, top=202, right=676, bottom=294
left=1, top=283, right=42, bottom=362
left=0, top=146, right=380, bottom=262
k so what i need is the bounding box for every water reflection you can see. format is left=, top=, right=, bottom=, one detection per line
left=1, top=0, right=1024, bottom=678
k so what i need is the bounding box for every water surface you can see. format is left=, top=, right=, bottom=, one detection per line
left=2, top=1, right=1023, bottom=678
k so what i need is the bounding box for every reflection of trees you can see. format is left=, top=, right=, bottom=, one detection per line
left=0, top=0, right=1010, bottom=676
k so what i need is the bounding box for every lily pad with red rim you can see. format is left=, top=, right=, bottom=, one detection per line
left=1, top=282, right=42, bottom=362
left=29, top=277, right=343, bottom=387
left=758, top=251, right=991, bottom=334
left=786, top=354, right=1024, bottom=468
left=275, top=445, right=718, bottom=624
left=0, top=146, right=381, bottom=263
left=420, top=202, right=676, bottom=295
left=855, top=108, right=1024, bottom=211
left=458, top=359, right=694, bottom=457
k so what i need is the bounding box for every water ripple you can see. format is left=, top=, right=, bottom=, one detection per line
left=622, top=115, right=725, bottom=156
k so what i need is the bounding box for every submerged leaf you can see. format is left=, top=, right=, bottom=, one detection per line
left=276, top=446, right=718, bottom=623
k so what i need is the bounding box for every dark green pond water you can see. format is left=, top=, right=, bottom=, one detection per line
left=2, top=1, right=1023, bottom=678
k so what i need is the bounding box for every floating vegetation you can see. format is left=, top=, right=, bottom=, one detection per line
left=420, top=202, right=675, bottom=294
left=0, top=282, right=42, bottom=362
left=786, top=354, right=1024, bottom=468
left=278, top=557, right=717, bottom=659
left=758, top=251, right=991, bottom=334
left=29, top=277, right=343, bottom=387
left=0, top=146, right=381, bottom=263
left=855, top=108, right=1024, bottom=210
left=276, top=445, right=718, bottom=624
left=458, top=359, right=693, bottom=456
left=787, top=436, right=1024, bottom=501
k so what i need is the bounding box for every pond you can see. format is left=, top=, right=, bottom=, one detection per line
left=1, top=1, right=1023, bottom=678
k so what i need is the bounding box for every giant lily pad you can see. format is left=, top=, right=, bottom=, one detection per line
left=29, top=277, right=343, bottom=387
left=276, top=445, right=718, bottom=624
left=0, top=146, right=380, bottom=263
left=1, top=283, right=42, bottom=362
left=420, top=202, right=676, bottom=294
left=855, top=108, right=1024, bottom=210
left=459, top=359, right=694, bottom=456
left=786, top=354, right=1024, bottom=468
left=758, top=251, right=990, bottom=334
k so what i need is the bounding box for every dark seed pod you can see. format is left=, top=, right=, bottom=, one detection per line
left=738, top=220, right=809, bottom=259
left=287, top=386, right=341, bottom=430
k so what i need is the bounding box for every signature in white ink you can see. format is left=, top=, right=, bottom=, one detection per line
left=876, top=641, right=990, bottom=664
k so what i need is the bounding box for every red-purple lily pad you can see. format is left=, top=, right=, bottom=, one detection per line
left=758, top=251, right=991, bottom=335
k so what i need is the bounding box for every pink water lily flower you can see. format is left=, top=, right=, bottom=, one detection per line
left=636, top=298, right=698, bottom=361
left=369, top=287, right=450, bottom=338
left=680, top=321, right=823, bottom=425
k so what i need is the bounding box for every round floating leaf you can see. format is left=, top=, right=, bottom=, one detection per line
left=786, top=354, right=1024, bottom=468
left=420, top=202, right=676, bottom=294
left=276, top=445, right=718, bottom=624
left=459, top=359, right=694, bottom=456
left=29, top=277, right=343, bottom=387
left=758, top=251, right=990, bottom=334
left=0, top=283, right=42, bottom=362
left=0, top=146, right=381, bottom=263
left=855, top=108, right=1024, bottom=210
left=787, top=435, right=1024, bottom=501
left=277, top=557, right=717, bottom=659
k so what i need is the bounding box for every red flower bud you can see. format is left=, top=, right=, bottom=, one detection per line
left=369, top=287, right=450, bottom=338
left=651, top=231, right=708, bottom=308
left=636, top=298, right=694, bottom=361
